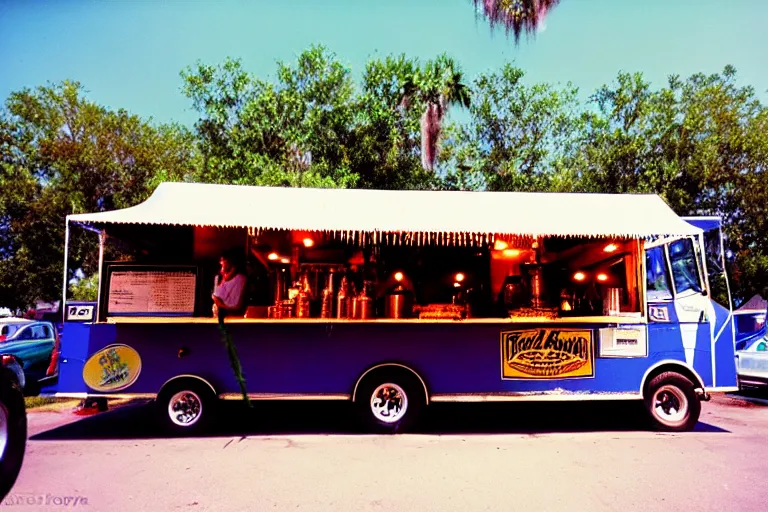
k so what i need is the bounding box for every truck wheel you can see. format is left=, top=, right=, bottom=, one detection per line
left=644, top=372, right=701, bottom=432
left=0, top=367, right=27, bottom=500
left=355, top=370, right=425, bottom=433
left=156, top=380, right=217, bottom=436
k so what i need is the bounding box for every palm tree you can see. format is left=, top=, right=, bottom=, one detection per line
left=473, top=0, right=560, bottom=43
left=401, top=55, right=471, bottom=172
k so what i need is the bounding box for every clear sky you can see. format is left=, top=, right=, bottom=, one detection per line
left=1, top=0, right=766, bottom=127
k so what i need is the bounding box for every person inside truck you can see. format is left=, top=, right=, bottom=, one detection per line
left=212, top=248, right=248, bottom=318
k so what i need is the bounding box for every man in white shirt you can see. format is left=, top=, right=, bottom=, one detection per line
left=212, top=250, right=247, bottom=318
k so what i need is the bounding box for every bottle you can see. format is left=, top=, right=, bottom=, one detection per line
left=296, top=273, right=312, bottom=318
left=336, top=276, right=348, bottom=319
left=320, top=272, right=334, bottom=319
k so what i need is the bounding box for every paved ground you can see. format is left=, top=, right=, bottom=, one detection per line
left=6, top=392, right=768, bottom=512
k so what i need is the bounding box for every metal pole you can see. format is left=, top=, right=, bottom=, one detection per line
left=95, top=230, right=106, bottom=321
left=719, top=227, right=733, bottom=314
left=62, top=220, right=70, bottom=324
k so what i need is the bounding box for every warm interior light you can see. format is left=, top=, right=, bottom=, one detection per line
left=454, top=282, right=461, bottom=288
left=280, top=258, right=290, bottom=264
left=503, top=249, right=521, bottom=257
left=573, top=272, right=586, bottom=282
left=268, top=253, right=279, bottom=261
left=303, top=238, right=314, bottom=248
left=455, top=273, right=465, bottom=282
left=604, top=243, right=618, bottom=253
left=394, top=272, right=404, bottom=282
left=597, top=273, right=609, bottom=282
left=494, top=240, right=509, bottom=251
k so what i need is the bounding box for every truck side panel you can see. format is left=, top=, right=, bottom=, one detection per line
left=45, top=321, right=705, bottom=398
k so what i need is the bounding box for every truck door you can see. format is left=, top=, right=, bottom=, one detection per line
left=645, top=237, right=714, bottom=386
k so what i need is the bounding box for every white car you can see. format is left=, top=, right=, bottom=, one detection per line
left=736, top=336, right=768, bottom=390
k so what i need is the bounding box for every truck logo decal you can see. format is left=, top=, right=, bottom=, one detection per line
left=83, top=344, right=142, bottom=392
left=501, top=329, right=594, bottom=379
left=649, top=305, right=670, bottom=322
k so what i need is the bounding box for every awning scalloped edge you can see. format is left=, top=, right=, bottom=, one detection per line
left=68, top=217, right=685, bottom=243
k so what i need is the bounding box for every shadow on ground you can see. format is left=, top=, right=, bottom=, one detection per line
left=30, top=399, right=730, bottom=441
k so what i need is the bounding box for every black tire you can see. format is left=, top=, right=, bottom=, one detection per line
left=355, top=368, right=426, bottom=433
left=4, top=360, right=24, bottom=391
left=643, top=371, right=701, bottom=432
left=0, top=366, right=27, bottom=501
left=156, top=379, right=217, bottom=436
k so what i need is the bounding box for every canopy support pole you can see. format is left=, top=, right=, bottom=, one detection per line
left=62, top=220, right=70, bottom=324
left=95, top=230, right=106, bottom=321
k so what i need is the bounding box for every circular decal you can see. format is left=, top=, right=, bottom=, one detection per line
left=83, top=344, right=142, bottom=392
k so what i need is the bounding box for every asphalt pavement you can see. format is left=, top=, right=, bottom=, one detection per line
left=6, top=392, right=768, bottom=512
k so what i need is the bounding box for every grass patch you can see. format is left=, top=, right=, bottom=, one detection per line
left=25, top=396, right=80, bottom=411
left=25, top=396, right=59, bottom=409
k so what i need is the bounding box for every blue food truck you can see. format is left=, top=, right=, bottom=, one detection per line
left=42, top=183, right=738, bottom=434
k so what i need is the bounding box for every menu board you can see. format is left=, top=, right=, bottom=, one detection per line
left=107, top=269, right=197, bottom=316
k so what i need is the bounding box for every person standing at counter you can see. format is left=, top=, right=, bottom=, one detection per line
left=212, top=249, right=247, bottom=318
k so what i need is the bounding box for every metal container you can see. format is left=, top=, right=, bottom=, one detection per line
left=385, top=287, right=413, bottom=319
left=528, top=265, right=546, bottom=309
left=349, top=296, right=360, bottom=319
left=336, top=277, right=349, bottom=319
left=357, top=295, right=373, bottom=319
left=502, top=275, right=526, bottom=310
left=280, top=300, right=296, bottom=318
left=603, top=287, right=622, bottom=316
left=320, top=274, right=334, bottom=319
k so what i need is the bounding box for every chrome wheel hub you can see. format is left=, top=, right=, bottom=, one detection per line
left=0, top=403, right=9, bottom=460
left=653, top=385, right=688, bottom=425
left=168, top=390, right=202, bottom=427
left=370, top=383, right=408, bottom=424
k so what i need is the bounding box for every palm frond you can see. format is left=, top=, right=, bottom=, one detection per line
left=473, top=0, right=560, bottom=44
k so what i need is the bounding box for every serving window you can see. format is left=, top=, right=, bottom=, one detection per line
left=96, top=224, right=645, bottom=322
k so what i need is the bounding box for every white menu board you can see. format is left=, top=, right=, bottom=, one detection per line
left=108, top=270, right=196, bottom=315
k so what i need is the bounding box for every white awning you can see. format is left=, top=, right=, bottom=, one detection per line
left=67, top=182, right=701, bottom=239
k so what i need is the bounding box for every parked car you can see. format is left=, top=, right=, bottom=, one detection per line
left=736, top=334, right=768, bottom=390
left=0, top=318, right=60, bottom=395
left=0, top=364, right=27, bottom=500
left=735, top=309, right=766, bottom=351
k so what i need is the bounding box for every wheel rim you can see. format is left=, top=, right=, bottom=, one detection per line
left=0, top=403, right=9, bottom=461
left=168, top=390, right=202, bottom=427
left=652, top=385, right=688, bottom=427
left=370, top=383, right=408, bottom=424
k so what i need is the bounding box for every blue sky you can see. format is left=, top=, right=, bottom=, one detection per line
left=1, top=0, right=766, bottom=127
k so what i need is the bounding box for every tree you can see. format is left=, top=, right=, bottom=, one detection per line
left=400, top=55, right=471, bottom=172
left=347, top=54, right=436, bottom=190
left=579, top=66, right=768, bottom=303
left=181, top=46, right=358, bottom=188
left=473, top=0, right=560, bottom=44
left=0, top=81, right=197, bottom=309
left=440, top=64, right=583, bottom=192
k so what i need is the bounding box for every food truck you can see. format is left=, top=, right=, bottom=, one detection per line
left=41, top=183, right=739, bottom=434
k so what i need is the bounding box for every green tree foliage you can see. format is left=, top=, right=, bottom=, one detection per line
left=0, top=81, right=197, bottom=309
left=441, top=64, right=583, bottom=192
left=351, top=54, right=439, bottom=189
left=2, top=50, right=767, bottom=307
left=181, top=46, right=358, bottom=188
left=578, top=66, right=768, bottom=301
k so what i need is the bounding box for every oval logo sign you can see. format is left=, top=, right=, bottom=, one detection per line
left=83, top=344, right=142, bottom=392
